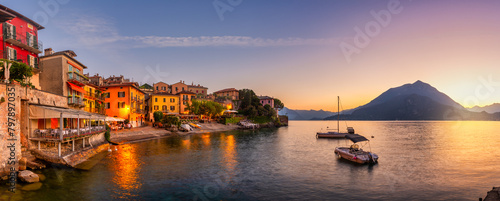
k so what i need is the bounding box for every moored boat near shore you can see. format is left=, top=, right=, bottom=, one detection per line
left=334, top=134, right=378, bottom=164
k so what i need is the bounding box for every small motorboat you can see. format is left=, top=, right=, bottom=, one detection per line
left=334, top=134, right=378, bottom=164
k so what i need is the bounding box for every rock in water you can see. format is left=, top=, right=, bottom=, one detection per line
left=19, top=158, right=27, bottom=171
left=21, top=182, right=43, bottom=191
left=18, top=170, right=40, bottom=183
left=37, top=174, right=46, bottom=182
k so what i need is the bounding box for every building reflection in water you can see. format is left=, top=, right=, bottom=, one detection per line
left=110, top=144, right=142, bottom=199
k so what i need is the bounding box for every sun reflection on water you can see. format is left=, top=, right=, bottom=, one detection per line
left=109, top=144, right=142, bottom=199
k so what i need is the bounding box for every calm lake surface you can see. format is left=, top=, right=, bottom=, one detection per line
left=4, top=121, right=500, bottom=200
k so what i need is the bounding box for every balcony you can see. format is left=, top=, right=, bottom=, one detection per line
left=85, top=92, right=104, bottom=101
left=85, top=107, right=105, bottom=115
left=4, top=31, right=43, bottom=54
left=68, top=97, right=85, bottom=108
left=68, top=71, right=89, bottom=85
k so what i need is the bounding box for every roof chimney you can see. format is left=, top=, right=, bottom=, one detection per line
left=44, top=48, right=54, bottom=56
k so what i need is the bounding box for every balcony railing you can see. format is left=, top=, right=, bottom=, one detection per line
left=68, top=97, right=85, bottom=107
left=68, top=71, right=89, bottom=83
left=31, top=126, right=106, bottom=141
left=85, top=92, right=104, bottom=101
left=3, top=31, right=43, bottom=54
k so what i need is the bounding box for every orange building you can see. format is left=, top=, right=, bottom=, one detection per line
left=178, top=91, right=196, bottom=114
left=103, top=83, right=145, bottom=127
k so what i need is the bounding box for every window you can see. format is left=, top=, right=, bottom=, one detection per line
left=162, top=86, right=166, bottom=90
left=118, top=92, right=125, bottom=97
left=117, top=102, right=125, bottom=108
left=156, top=86, right=158, bottom=90
left=170, top=106, right=175, bottom=111
left=27, top=55, right=36, bottom=68
left=163, top=98, right=166, bottom=102
left=155, top=98, right=157, bottom=102
left=183, top=102, right=187, bottom=106
left=105, top=103, right=110, bottom=109
left=191, top=96, right=194, bottom=100
left=27, top=32, right=36, bottom=48
left=175, top=87, right=178, bottom=92
left=162, top=105, right=166, bottom=111
left=4, top=23, right=15, bottom=39
left=104, top=93, right=110, bottom=98
left=154, top=105, right=159, bottom=110
left=7, top=47, right=16, bottom=61
left=170, top=98, right=175, bottom=103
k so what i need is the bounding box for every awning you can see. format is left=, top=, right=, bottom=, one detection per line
left=345, top=134, right=369, bottom=143
left=67, top=82, right=85, bottom=93
left=224, top=110, right=238, bottom=113
left=29, top=105, right=106, bottom=119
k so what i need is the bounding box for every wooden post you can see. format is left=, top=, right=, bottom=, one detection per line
left=72, top=140, right=74, bottom=151
left=38, top=141, right=40, bottom=150
left=58, top=142, right=61, bottom=157
left=77, top=114, right=80, bottom=136
left=59, top=113, right=63, bottom=141
left=83, top=137, right=85, bottom=148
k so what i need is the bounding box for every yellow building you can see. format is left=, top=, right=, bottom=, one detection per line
left=103, top=83, right=145, bottom=127
left=83, top=83, right=105, bottom=114
left=149, top=93, right=180, bottom=120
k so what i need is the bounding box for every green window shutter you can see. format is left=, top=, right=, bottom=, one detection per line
left=13, top=49, right=17, bottom=61
left=2, top=23, right=6, bottom=37
left=34, top=36, right=38, bottom=49
left=26, top=32, right=29, bottom=46
left=12, top=25, right=16, bottom=40
left=27, top=55, right=31, bottom=66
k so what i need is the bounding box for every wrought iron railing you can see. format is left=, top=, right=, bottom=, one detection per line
left=3, top=31, right=43, bottom=53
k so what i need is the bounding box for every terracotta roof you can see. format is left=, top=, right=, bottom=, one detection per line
left=152, top=92, right=177, bottom=96
left=102, top=83, right=144, bottom=94
left=258, top=96, right=273, bottom=100
left=39, top=50, right=87, bottom=69
left=214, top=88, right=238, bottom=93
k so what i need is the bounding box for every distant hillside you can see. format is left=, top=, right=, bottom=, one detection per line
left=279, top=107, right=335, bottom=120
left=324, top=81, right=499, bottom=121
left=467, top=103, right=500, bottom=113
left=346, top=80, right=463, bottom=114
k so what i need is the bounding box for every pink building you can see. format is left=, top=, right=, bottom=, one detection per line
left=258, top=96, right=274, bottom=108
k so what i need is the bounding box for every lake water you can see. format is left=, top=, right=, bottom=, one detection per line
left=3, top=121, right=500, bottom=200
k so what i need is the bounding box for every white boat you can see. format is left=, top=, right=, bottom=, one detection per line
left=316, top=96, right=354, bottom=138
left=334, top=134, right=378, bottom=164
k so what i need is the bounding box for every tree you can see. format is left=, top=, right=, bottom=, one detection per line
left=153, top=111, right=163, bottom=122
left=162, top=115, right=180, bottom=129
left=0, top=59, right=34, bottom=87
left=274, top=98, right=284, bottom=110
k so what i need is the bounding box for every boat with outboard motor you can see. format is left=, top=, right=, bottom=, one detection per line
left=334, top=134, right=378, bottom=164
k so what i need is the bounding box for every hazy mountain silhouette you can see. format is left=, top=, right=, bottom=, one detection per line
left=467, top=103, right=500, bottom=114
left=279, top=107, right=335, bottom=120
left=324, top=81, right=499, bottom=120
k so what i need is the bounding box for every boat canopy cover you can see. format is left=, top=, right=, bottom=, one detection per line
left=345, top=134, right=368, bottom=143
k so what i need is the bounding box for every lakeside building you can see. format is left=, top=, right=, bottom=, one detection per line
left=0, top=4, right=44, bottom=89
left=102, top=82, right=145, bottom=127
left=258, top=96, right=275, bottom=108
left=149, top=92, right=179, bottom=121
left=153, top=82, right=169, bottom=93
left=171, top=80, right=188, bottom=94
left=178, top=91, right=196, bottom=114
left=214, top=88, right=239, bottom=100
left=187, top=82, right=208, bottom=96
left=39, top=49, right=105, bottom=112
